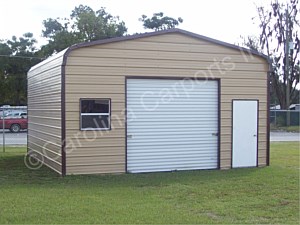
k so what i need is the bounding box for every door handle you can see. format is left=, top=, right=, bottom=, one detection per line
left=212, top=133, right=219, bottom=136
left=253, top=134, right=257, bottom=137
left=127, top=135, right=133, bottom=138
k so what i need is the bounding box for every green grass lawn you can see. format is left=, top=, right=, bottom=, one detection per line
left=271, top=125, right=300, bottom=132
left=282, top=126, right=299, bottom=132
left=0, top=143, right=299, bottom=224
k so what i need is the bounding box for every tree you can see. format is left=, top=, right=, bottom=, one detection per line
left=0, top=33, right=41, bottom=105
left=239, top=35, right=262, bottom=52
left=40, top=5, right=127, bottom=56
left=255, top=0, right=299, bottom=109
left=0, top=42, right=11, bottom=104
left=238, top=35, right=281, bottom=105
left=71, top=5, right=127, bottom=40
left=139, top=12, right=183, bottom=31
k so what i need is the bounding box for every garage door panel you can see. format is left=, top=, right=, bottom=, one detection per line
left=130, top=162, right=218, bottom=173
left=127, top=141, right=218, bottom=148
left=128, top=149, right=218, bottom=155
left=128, top=113, right=217, bottom=118
left=127, top=98, right=218, bottom=103
left=126, top=78, right=219, bottom=173
left=128, top=151, right=218, bottom=158
left=127, top=95, right=218, bottom=100
left=128, top=119, right=217, bottom=124
left=128, top=125, right=217, bottom=130
left=127, top=118, right=217, bottom=123
left=129, top=133, right=215, bottom=142
left=127, top=133, right=218, bottom=138
left=128, top=144, right=217, bottom=151
left=128, top=105, right=218, bottom=110
left=128, top=119, right=218, bottom=125
left=128, top=157, right=218, bottom=164
left=127, top=93, right=218, bottom=98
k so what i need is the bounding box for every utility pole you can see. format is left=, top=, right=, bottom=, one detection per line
left=285, top=6, right=291, bottom=126
left=2, top=109, right=5, bottom=153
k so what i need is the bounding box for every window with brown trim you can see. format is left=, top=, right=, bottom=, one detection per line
left=80, top=99, right=110, bottom=130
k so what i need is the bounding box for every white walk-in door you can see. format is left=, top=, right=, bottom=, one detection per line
left=126, top=78, right=219, bottom=173
left=232, top=100, right=258, bottom=168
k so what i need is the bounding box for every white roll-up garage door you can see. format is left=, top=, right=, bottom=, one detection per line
left=126, top=78, right=219, bottom=173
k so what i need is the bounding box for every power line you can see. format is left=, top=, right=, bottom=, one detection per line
left=0, top=54, right=44, bottom=60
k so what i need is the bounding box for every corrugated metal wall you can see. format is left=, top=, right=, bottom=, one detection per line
left=64, top=33, right=268, bottom=175
left=27, top=50, right=66, bottom=174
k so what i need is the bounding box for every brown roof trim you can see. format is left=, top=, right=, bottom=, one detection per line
left=61, top=28, right=269, bottom=65
left=28, top=48, right=68, bottom=73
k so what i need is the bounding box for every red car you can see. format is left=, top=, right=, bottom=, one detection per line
left=0, top=112, right=28, bottom=133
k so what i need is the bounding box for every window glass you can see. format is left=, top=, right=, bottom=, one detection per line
left=80, top=99, right=110, bottom=130
left=81, top=100, right=109, bottom=113
left=81, top=115, right=109, bottom=129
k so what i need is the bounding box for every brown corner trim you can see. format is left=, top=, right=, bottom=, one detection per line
left=61, top=64, right=66, bottom=176
left=217, top=79, right=221, bottom=169
left=256, top=100, right=260, bottom=167
left=60, top=47, right=78, bottom=176
left=266, top=72, right=271, bottom=166
left=125, top=78, right=128, bottom=173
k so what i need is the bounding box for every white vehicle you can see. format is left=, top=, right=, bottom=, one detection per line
left=0, top=106, right=27, bottom=118
left=6, top=111, right=27, bottom=118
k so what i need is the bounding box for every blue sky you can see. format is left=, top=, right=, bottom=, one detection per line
left=0, top=0, right=276, bottom=47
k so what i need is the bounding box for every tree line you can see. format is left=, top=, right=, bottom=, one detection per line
left=242, top=0, right=299, bottom=109
left=0, top=1, right=299, bottom=109
left=0, top=6, right=182, bottom=106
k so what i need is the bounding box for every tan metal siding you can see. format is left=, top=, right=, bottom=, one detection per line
left=91, top=40, right=263, bottom=56
left=66, top=57, right=266, bottom=71
left=27, top=50, right=66, bottom=174
left=67, top=164, right=124, bottom=175
left=64, top=33, right=268, bottom=174
left=70, top=48, right=265, bottom=64
left=134, top=33, right=212, bottom=44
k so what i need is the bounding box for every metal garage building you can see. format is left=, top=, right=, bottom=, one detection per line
left=27, top=29, right=270, bottom=175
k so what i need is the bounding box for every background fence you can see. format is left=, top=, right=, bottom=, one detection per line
left=270, top=110, right=300, bottom=127
left=0, top=106, right=27, bottom=152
